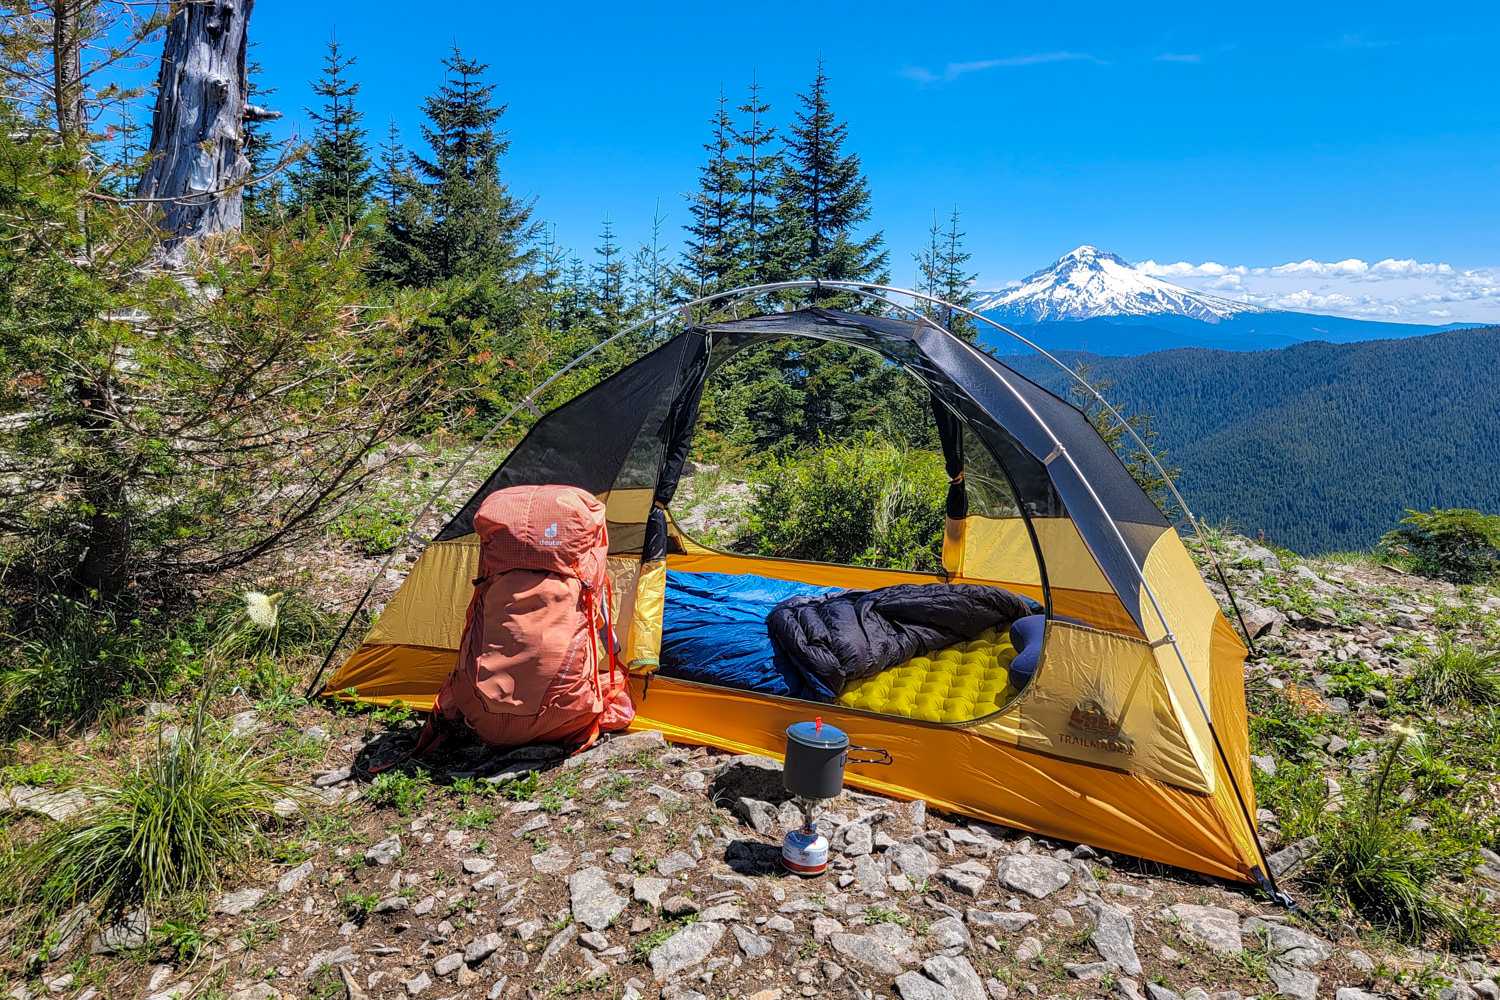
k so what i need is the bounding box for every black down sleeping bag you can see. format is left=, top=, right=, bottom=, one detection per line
left=766, top=583, right=1036, bottom=702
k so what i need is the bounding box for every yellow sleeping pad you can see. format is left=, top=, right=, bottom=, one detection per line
left=836, top=627, right=1020, bottom=723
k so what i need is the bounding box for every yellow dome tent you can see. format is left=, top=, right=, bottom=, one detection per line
left=314, top=285, right=1275, bottom=893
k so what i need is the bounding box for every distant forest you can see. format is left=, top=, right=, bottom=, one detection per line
left=1006, top=326, right=1500, bottom=554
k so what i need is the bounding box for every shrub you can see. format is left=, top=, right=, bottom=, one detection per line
left=1380, top=508, right=1500, bottom=583
left=369, top=769, right=430, bottom=816
left=0, top=732, right=286, bottom=937
left=738, top=434, right=947, bottom=572
left=1406, top=639, right=1500, bottom=707
left=1306, top=728, right=1476, bottom=941
left=0, top=594, right=197, bottom=735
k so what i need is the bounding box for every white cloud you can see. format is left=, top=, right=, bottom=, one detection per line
left=1136, top=256, right=1500, bottom=324
left=899, top=52, right=1102, bottom=86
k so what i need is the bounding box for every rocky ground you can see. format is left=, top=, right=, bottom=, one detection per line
left=2, top=532, right=1498, bottom=1000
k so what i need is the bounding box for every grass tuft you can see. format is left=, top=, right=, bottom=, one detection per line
left=1406, top=639, right=1500, bottom=707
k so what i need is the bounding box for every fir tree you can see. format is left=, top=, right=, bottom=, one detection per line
left=682, top=91, right=742, bottom=297
left=777, top=60, right=888, bottom=301
left=593, top=217, right=628, bottom=328
left=374, top=117, right=405, bottom=210
left=290, top=37, right=374, bottom=231
left=242, top=45, right=283, bottom=228
left=376, top=46, right=537, bottom=287
left=732, top=75, right=778, bottom=285
left=914, top=207, right=978, bottom=339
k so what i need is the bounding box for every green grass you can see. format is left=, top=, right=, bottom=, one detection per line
left=0, top=733, right=286, bottom=940
left=368, top=769, right=430, bottom=816
left=1405, top=639, right=1500, bottom=707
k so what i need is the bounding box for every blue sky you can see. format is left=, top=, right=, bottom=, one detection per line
left=248, top=1, right=1500, bottom=323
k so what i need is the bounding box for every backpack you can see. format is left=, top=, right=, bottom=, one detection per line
left=421, top=484, right=634, bottom=753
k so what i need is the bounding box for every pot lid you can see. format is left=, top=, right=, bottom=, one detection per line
left=786, top=718, right=848, bottom=749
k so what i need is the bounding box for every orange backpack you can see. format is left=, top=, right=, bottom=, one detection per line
left=422, top=484, right=633, bottom=752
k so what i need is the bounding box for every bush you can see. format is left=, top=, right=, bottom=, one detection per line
left=368, top=769, right=430, bottom=816
left=0, top=594, right=198, bottom=735
left=1306, top=729, right=1478, bottom=942
left=0, top=734, right=286, bottom=939
left=1380, top=508, right=1500, bottom=583
left=1406, top=639, right=1500, bottom=707
left=738, top=434, right=947, bottom=572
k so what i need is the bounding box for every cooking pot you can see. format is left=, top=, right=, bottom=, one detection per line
left=783, top=718, right=892, bottom=800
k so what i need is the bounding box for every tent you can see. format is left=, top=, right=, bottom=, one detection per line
left=319, top=295, right=1274, bottom=890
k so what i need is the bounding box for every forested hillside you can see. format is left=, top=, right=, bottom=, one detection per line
left=1005, top=326, right=1500, bottom=553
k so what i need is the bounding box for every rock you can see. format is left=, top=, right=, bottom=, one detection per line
left=403, top=972, right=431, bottom=996
left=663, top=895, right=701, bottom=918
left=938, top=861, right=990, bottom=897
left=966, top=908, right=1036, bottom=932
left=1249, top=754, right=1277, bottom=777
left=464, top=933, right=502, bottom=964
left=364, top=834, right=402, bottom=866
left=462, top=857, right=494, bottom=874
left=837, top=822, right=874, bottom=857
left=569, top=866, right=626, bottom=931
left=433, top=953, right=463, bottom=976
left=710, top=755, right=790, bottom=804
left=928, top=916, right=972, bottom=952
left=633, top=877, right=670, bottom=908
left=923, top=955, right=987, bottom=1000
left=995, top=856, right=1073, bottom=899
left=1346, top=949, right=1375, bottom=972
left=1145, top=985, right=1184, bottom=1000
left=1243, top=917, right=1331, bottom=968
left=562, top=728, right=666, bottom=769
left=314, top=766, right=351, bottom=787
left=732, top=923, right=772, bottom=958
left=1335, top=991, right=1381, bottom=1000
left=535, top=925, right=577, bottom=974
left=890, top=843, right=940, bottom=880
left=304, top=946, right=357, bottom=976
left=895, top=972, right=958, bottom=1000
left=374, top=896, right=409, bottom=913
left=1268, top=965, right=1319, bottom=1000
left=657, top=850, right=697, bottom=876
left=90, top=909, right=150, bottom=955
left=530, top=845, right=574, bottom=873
left=412, top=896, right=436, bottom=915
left=217, top=889, right=266, bottom=915
left=45, top=905, right=92, bottom=957
left=1015, top=936, right=1043, bottom=962
left=1087, top=900, right=1141, bottom=975
left=985, top=979, right=1009, bottom=1000
left=1239, top=543, right=1283, bottom=571
left=1266, top=836, right=1318, bottom=879
left=829, top=932, right=903, bottom=976
left=1243, top=606, right=1287, bottom=638
left=736, top=797, right=780, bottom=835
left=1066, top=962, right=1115, bottom=980
left=649, top=921, right=726, bottom=978
left=1164, top=904, right=1242, bottom=954
left=865, top=922, right=920, bottom=964
left=1472, top=982, right=1499, bottom=1000
left=228, top=986, right=281, bottom=1000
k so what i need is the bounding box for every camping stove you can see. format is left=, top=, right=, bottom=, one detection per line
left=779, top=718, right=891, bottom=877
left=780, top=796, right=829, bottom=877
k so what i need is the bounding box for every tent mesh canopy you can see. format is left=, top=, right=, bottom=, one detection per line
left=324, top=307, right=1265, bottom=885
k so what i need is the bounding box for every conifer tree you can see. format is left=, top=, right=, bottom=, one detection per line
left=777, top=60, right=888, bottom=300
left=289, top=37, right=373, bottom=231
left=242, top=46, right=283, bottom=228
left=914, top=207, right=978, bottom=339
left=682, top=91, right=742, bottom=296
left=374, top=117, right=405, bottom=211
left=376, top=47, right=536, bottom=287
left=594, top=217, right=628, bottom=328
left=732, top=76, right=778, bottom=285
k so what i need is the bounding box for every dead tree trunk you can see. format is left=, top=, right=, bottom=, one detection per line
left=51, top=1, right=86, bottom=137
left=134, top=0, right=277, bottom=253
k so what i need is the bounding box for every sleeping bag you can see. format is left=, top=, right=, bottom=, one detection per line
left=766, top=583, right=1036, bottom=701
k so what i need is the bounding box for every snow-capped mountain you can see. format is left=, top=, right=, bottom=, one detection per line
left=975, top=245, right=1261, bottom=324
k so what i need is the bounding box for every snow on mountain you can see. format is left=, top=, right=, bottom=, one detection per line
left=974, top=245, right=1263, bottom=324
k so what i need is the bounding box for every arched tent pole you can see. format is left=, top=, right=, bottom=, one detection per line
left=765, top=279, right=1282, bottom=900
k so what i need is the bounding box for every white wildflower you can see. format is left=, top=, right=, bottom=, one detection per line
left=244, top=591, right=285, bottom=631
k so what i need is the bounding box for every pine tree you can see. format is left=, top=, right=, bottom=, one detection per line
left=914, top=207, right=978, bottom=339
left=289, top=37, right=374, bottom=232
left=732, top=75, right=778, bottom=286
left=777, top=60, right=888, bottom=301
left=593, top=217, right=628, bottom=328
left=376, top=46, right=537, bottom=287
left=682, top=91, right=742, bottom=297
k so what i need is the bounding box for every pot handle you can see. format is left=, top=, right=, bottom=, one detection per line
left=846, top=744, right=893, bottom=766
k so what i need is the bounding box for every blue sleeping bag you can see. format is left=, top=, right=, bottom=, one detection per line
left=659, top=570, right=837, bottom=698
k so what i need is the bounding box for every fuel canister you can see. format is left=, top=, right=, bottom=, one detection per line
left=780, top=824, right=829, bottom=877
